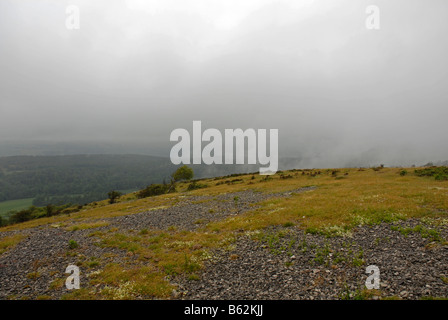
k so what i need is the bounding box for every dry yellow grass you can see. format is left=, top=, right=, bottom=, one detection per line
left=66, top=221, right=110, bottom=231
left=0, top=233, right=25, bottom=255
left=204, top=167, right=448, bottom=233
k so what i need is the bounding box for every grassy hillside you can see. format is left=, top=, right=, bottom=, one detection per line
left=1, top=166, right=447, bottom=300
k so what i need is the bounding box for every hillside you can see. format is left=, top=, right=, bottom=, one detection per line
left=0, top=167, right=448, bottom=300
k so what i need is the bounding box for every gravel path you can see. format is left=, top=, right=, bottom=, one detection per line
left=110, top=188, right=315, bottom=232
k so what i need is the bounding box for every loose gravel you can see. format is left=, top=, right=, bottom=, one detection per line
left=111, top=187, right=315, bottom=232
left=177, top=219, right=448, bottom=300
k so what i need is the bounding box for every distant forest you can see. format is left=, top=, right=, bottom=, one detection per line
left=0, top=154, right=262, bottom=207
left=0, top=155, right=177, bottom=206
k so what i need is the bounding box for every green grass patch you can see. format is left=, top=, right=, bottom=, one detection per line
left=68, top=239, right=79, bottom=249
left=415, top=167, right=448, bottom=181
left=351, top=208, right=405, bottom=226
left=0, top=198, right=34, bottom=217
left=390, top=224, right=443, bottom=242
left=68, top=221, right=110, bottom=231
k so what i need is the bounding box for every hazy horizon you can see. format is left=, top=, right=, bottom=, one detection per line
left=1, top=0, right=448, bottom=169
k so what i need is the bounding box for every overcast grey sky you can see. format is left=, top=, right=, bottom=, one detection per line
left=1, top=0, right=447, bottom=168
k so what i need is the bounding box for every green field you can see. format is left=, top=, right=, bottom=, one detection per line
left=0, top=198, right=34, bottom=217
